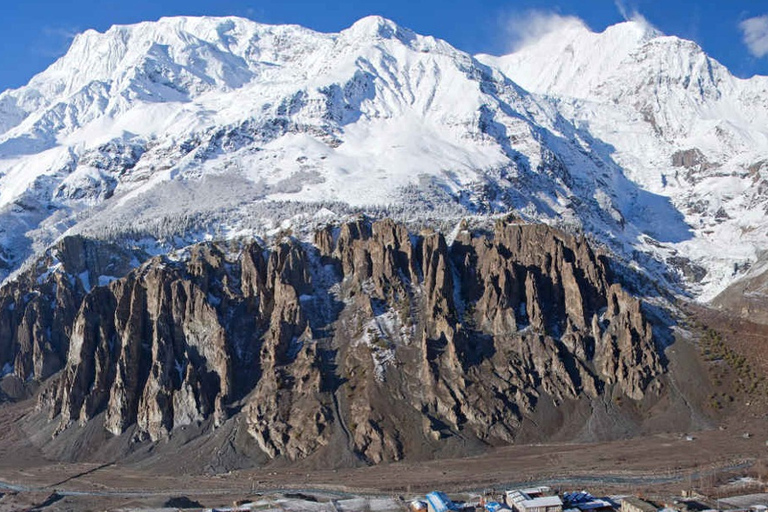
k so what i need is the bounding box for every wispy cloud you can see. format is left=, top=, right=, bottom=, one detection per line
left=614, top=0, right=653, bottom=27
left=238, top=6, right=267, bottom=22
left=42, top=26, right=81, bottom=40
left=740, top=15, right=768, bottom=58
left=614, top=0, right=631, bottom=21
left=32, top=25, right=82, bottom=58
left=502, top=10, right=589, bottom=53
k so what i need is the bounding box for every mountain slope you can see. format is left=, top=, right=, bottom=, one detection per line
left=0, top=14, right=761, bottom=469
left=479, top=20, right=768, bottom=300
left=0, top=15, right=696, bottom=300
left=5, top=218, right=687, bottom=466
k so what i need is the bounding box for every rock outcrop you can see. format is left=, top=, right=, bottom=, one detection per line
left=0, top=236, right=138, bottom=383
left=0, top=219, right=663, bottom=464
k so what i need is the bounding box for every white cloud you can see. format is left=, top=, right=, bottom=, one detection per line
left=33, top=26, right=82, bottom=58
left=614, top=0, right=654, bottom=29
left=615, top=0, right=630, bottom=21
left=740, top=15, right=768, bottom=58
left=503, top=10, right=589, bottom=52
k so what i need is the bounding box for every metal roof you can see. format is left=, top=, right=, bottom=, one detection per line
left=426, top=491, right=459, bottom=512
left=520, top=496, right=564, bottom=509
left=507, top=491, right=531, bottom=504
left=521, top=487, right=552, bottom=496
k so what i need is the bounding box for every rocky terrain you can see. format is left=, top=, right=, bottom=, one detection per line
left=0, top=218, right=673, bottom=465
left=2, top=13, right=768, bottom=474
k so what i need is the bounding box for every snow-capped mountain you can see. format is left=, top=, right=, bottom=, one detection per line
left=480, top=19, right=768, bottom=300
left=1, top=15, right=766, bottom=301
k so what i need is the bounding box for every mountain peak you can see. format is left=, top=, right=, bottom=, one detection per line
left=348, top=15, right=397, bottom=32
left=2, top=14, right=768, bottom=306
left=476, top=18, right=666, bottom=99
left=67, top=15, right=262, bottom=48
left=343, top=15, right=415, bottom=43
left=604, top=19, right=663, bottom=42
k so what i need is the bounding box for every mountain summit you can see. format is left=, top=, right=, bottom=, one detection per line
left=0, top=15, right=623, bottom=285
left=0, top=15, right=766, bottom=301
left=482, top=19, right=768, bottom=300
left=479, top=19, right=662, bottom=99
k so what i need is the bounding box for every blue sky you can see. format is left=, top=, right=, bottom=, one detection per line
left=1, top=0, right=767, bottom=92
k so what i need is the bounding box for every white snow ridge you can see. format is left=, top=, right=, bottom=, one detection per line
left=1, top=15, right=767, bottom=301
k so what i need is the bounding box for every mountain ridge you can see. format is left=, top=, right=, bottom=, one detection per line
left=3, top=218, right=685, bottom=466
left=0, top=15, right=619, bottom=286
left=1, top=14, right=766, bottom=472
left=480, top=18, right=768, bottom=301
left=0, top=14, right=767, bottom=302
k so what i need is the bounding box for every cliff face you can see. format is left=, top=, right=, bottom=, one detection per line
left=0, top=236, right=138, bottom=383
left=0, top=219, right=663, bottom=464
left=325, top=219, right=660, bottom=461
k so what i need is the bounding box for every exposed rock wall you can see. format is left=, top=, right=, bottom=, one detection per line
left=0, top=219, right=663, bottom=463
left=0, top=236, right=137, bottom=382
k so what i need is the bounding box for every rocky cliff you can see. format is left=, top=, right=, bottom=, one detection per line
left=0, top=219, right=663, bottom=464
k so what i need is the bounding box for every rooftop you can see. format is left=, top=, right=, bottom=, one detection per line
left=521, top=497, right=564, bottom=508
left=621, top=497, right=657, bottom=512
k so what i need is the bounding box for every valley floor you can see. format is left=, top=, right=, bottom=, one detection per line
left=0, top=398, right=766, bottom=511
left=1, top=304, right=766, bottom=511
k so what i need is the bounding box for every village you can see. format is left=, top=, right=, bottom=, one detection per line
left=407, top=486, right=768, bottom=512
left=195, top=480, right=768, bottom=512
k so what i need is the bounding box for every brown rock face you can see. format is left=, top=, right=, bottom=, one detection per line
left=49, top=255, right=234, bottom=441
left=243, top=241, right=332, bottom=459
left=2, top=219, right=663, bottom=464
left=332, top=220, right=661, bottom=455
left=0, top=236, right=138, bottom=383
